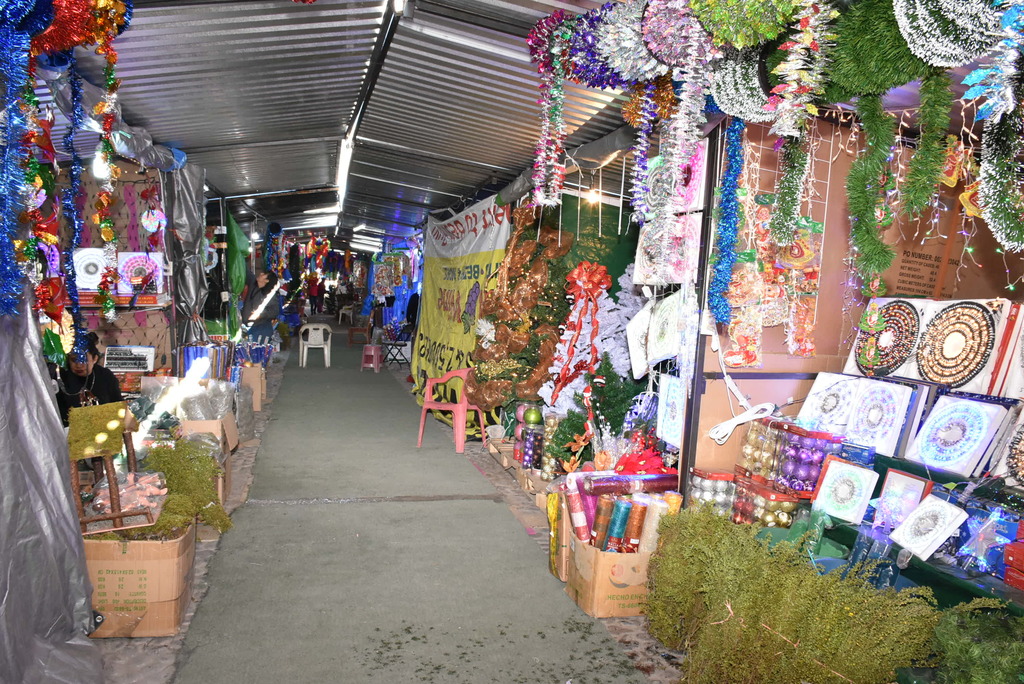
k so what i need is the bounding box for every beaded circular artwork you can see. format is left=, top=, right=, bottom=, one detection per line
left=1007, top=424, right=1024, bottom=483
left=845, top=382, right=900, bottom=447
left=916, top=301, right=995, bottom=387
left=805, top=378, right=858, bottom=432
left=915, top=400, right=989, bottom=471
left=854, top=299, right=920, bottom=376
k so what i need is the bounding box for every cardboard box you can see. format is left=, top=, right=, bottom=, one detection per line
left=85, top=524, right=196, bottom=638
left=1004, top=566, right=1024, bottom=592
left=215, top=450, right=233, bottom=505
left=565, top=535, right=651, bottom=618
left=1005, top=542, right=1024, bottom=573
left=179, top=412, right=238, bottom=454
left=240, top=366, right=266, bottom=412
left=514, top=464, right=534, bottom=493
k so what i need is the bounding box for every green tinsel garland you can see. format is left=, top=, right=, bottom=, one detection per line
left=979, top=69, right=1024, bottom=253
left=768, top=137, right=810, bottom=246
left=825, top=0, right=931, bottom=102
left=690, top=0, right=798, bottom=50
left=846, top=94, right=897, bottom=277
left=901, top=69, right=953, bottom=218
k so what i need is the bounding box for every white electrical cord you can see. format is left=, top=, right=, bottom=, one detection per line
left=708, top=402, right=776, bottom=445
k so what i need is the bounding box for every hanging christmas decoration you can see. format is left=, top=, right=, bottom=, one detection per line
left=641, top=0, right=716, bottom=70
left=566, top=3, right=628, bottom=90
left=846, top=94, right=897, bottom=284
left=894, top=0, right=1000, bottom=69
left=549, top=261, right=612, bottom=406
left=629, top=81, right=659, bottom=220
left=709, top=47, right=776, bottom=124
left=60, top=55, right=90, bottom=358
left=621, top=75, right=676, bottom=127
left=689, top=0, right=798, bottom=49
left=768, top=137, right=810, bottom=246
left=979, top=91, right=1024, bottom=252
left=765, top=0, right=839, bottom=139
left=528, top=11, right=571, bottom=206
left=900, top=70, right=953, bottom=218
left=962, top=0, right=1024, bottom=122
left=708, top=115, right=746, bottom=325
left=594, top=0, right=668, bottom=83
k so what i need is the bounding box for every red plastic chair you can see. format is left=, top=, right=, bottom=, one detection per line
left=417, top=368, right=487, bottom=454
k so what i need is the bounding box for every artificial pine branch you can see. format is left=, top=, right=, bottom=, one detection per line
left=901, top=69, right=953, bottom=218
left=769, top=136, right=810, bottom=246
left=846, top=94, right=897, bottom=276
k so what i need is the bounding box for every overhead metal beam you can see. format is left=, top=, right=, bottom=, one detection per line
left=356, top=136, right=517, bottom=173
left=187, top=136, right=341, bottom=156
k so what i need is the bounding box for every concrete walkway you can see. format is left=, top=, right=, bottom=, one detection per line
left=172, top=328, right=649, bottom=684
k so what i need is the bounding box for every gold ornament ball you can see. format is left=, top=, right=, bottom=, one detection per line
left=776, top=511, right=792, bottom=527
left=780, top=501, right=798, bottom=513
left=762, top=511, right=778, bottom=527
left=765, top=499, right=781, bottom=512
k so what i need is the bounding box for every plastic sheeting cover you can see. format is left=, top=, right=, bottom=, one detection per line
left=0, top=293, right=102, bottom=684
left=163, top=164, right=209, bottom=346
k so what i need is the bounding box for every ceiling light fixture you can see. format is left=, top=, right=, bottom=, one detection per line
left=335, top=135, right=355, bottom=214
left=393, top=0, right=406, bottom=14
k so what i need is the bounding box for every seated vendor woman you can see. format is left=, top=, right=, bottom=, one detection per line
left=55, top=333, right=123, bottom=427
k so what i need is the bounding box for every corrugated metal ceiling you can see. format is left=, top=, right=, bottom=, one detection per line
left=38, top=0, right=628, bottom=250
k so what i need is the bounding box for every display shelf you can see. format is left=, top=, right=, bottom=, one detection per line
left=825, top=523, right=1024, bottom=615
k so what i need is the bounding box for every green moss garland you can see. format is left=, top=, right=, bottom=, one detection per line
left=932, top=599, right=1024, bottom=682
left=825, top=0, right=932, bottom=102
left=690, top=0, right=798, bottom=50
left=647, top=507, right=940, bottom=684
left=979, top=69, right=1024, bottom=253
left=846, top=94, right=897, bottom=277
left=901, top=70, right=953, bottom=218
left=769, top=137, right=810, bottom=246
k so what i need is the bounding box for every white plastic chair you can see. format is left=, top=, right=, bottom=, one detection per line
left=337, top=304, right=354, bottom=324
left=299, top=323, right=332, bottom=368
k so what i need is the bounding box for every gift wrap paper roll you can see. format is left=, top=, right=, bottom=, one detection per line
left=591, top=494, right=615, bottom=548
left=565, top=485, right=591, bottom=542
left=603, top=499, right=633, bottom=552
left=576, top=470, right=614, bottom=532
left=664, top=490, right=683, bottom=514
left=622, top=502, right=648, bottom=553
left=582, top=473, right=679, bottom=495
left=638, top=498, right=669, bottom=553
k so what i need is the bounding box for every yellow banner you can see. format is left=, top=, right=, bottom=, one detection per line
left=412, top=197, right=511, bottom=416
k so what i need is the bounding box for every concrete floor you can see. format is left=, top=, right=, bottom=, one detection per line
left=171, top=329, right=652, bottom=684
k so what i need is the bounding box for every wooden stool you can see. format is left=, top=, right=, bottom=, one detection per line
left=360, top=344, right=382, bottom=373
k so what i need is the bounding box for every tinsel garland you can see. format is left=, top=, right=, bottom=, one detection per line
left=846, top=94, right=897, bottom=280
left=709, top=47, right=775, bottom=124
left=766, top=0, right=838, bottom=139
left=595, top=0, right=667, bottom=83
left=92, top=2, right=130, bottom=320
left=689, top=0, right=797, bottom=49
left=825, top=0, right=931, bottom=102
left=900, top=69, right=953, bottom=218
left=528, top=11, right=570, bottom=206
left=641, top=0, right=716, bottom=70
left=894, top=0, right=1000, bottom=69
left=978, top=68, right=1024, bottom=252
left=31, top=0, right=92, bottom=54
left=963, top=1, right=1024, bottom=122
left=621, top=75, right=676, bottom=127
left=0, top=16, right=33, bottom=316
left=708, top=116, right=746, bottom=325
left=630, top=81, right=658, bottom=220
left=60, top=57, right=90, bottom=358
left=768, top=137, right=810, bottom=246
left=566, top=3, right=627, bottom=90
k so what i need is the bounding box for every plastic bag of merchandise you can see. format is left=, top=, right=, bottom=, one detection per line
left=177, top=384, right=216, bottom=420
left=235, top=384, right=256, bottom=443
left=206, top=379, right=234, bottom=419
left=181, top=431, right=222, bottom=459
left=90, top=471, right=167, bottom=514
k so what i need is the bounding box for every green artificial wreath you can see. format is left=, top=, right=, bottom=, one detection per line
left=690, top=0, right=798, bottom=50
left=979, top=68, right=1024, bottom=253
left=825, top=0, right=932, bottom=102
left=901, top=69, right=953, bottom=218
left=846, top=94, right=898, bottom=278
left=769, top=137, right=810, bottom=246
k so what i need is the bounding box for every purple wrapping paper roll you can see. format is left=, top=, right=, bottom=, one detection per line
left=573, top=470, right=614, bottom=533
left=583, top=473, right=679, bottom=495
left=580, top=489, right=598, bottom=534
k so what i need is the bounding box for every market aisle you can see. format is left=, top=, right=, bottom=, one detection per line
left=173, top=330, right=647, bottom=684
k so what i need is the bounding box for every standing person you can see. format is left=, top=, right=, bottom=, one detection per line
left=54, top=333, right=123, bottom=427
left=306, top=272, right=321, bottom=315
left=242, top=270, right=281, bottom=341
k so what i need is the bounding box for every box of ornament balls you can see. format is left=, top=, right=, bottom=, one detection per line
left=1005, top=542, right=1024, bottom=573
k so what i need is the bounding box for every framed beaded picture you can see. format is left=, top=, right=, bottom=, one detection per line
left=811, top=456, right=879, bottom=524
left=656, top=373, right=685, bottom=448
left=843, top=378, right=915, bottom=458
left=873, top=469, right=932, bottom=529
left=844, top=298, right=927, bottom=380
left=890, top=495, right=969, bottom=560
left=915, top=299, right=1005, bottom=394
left=626, top=299, right=655, bottom=380
left=905, top=396, right=1007, bottom=477
left=797, top=372, right=862, bottom=433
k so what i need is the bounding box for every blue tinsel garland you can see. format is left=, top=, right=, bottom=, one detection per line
left=630, top=81, right=658, bottom=221
left=567, top=3, right=629, bottom=90
left=707, top=115, right=746, bottom=325
left=60, top=54, right=89, bottom=358
left=0, top=25, right=31, bottom=316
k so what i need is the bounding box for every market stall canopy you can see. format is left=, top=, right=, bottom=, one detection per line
left=34, top=0, right=630, bottom=252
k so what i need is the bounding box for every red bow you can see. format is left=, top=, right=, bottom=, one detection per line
left=550, top=262, right=611, bottom=404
